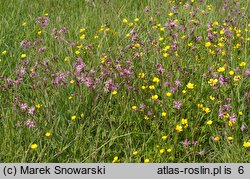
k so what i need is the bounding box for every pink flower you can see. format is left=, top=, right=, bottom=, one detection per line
left=20, top=103, right=28, bottom=111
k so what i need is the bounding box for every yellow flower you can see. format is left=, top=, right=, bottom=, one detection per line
left=22, top=22, right=27, bottom=26
left=144, top=159, right=150, bottom=163
left=134, top=18, right=139, bottom=22
left=71, top=115, right=77, bottom=121
left=162, top=136, right=167, bottom=140
left=159, top=149, right=165, bottom=154
left=205, top=42, right=211, bottom=47
left=68, top=96, right=73, bottom=100
left=238, top=111, right=243, bottom=116
left=167, top=148, right=172, bottom=152
left=35, top=104, right=42, bottom=109
left=80, top=28, right=86, bottom=33
left=112, top=156, right=119, bottom=163
left=134, top=43, right=140, bottom=48
left=160, top=27, right=165, bottom=31
left=227, top=137, right=233, bottom=141
left=181, top=118, right=188, bottom=125
left=138, top=73, right=145, bottom=78
left=229, top=70, right=234, bottom=75
left=206, top=120, right=213, bottom=125
left=141, top=86, right=146, bottom=90
left=151, top=95, right=158, bottom=100
left=70, top=79, right=74, bottom=84
left=128, top=23, right=133, bottom=27
left=1, top=50, right=7, bottom=55
left=166, top=92, right=172, bottom=97
left=159, top=37, right=164, bottom=41
left=37, top=30, right=42, bottom=35
left=45, top=132, right=51, bottom=137
left=197, top=103, right=203, bottom=108
left=76, top=45, right=83, bottom=49
left=243, top=141, right=250, bottom=148
left=168, top=12, right=173, bottom=17
left=132, top=106, right=137, bottom=110
left=133, top=151, right=138, bottom=155
left=164, top=45, right=170, bottom=51
left=228, top=121, right=233, bottom=127
left=144, top=115, right=149, bottom=120
left=21, top=54, right=27, bottom=58
left=80, top=34, right=85, bottom=40
left=186, top=82, right=194, bottom=89
left=217, top=67, right=225, bottom=73
left=233, top=75, right=241, bottom=82
left=223, top=112, right=229, bottom=119
left=212, top=21, right=219, bottom=26
left=208, top=79, right=218, bottom=86
left=30, top=144, right=38, bottom=149
left=209, top=95, right=215, bottom=101
left=163, top=53, right=169, bottom=58
left=203, top=107, right=211, bottom=114
left=188, top=43, right=193, bottom=47
left=239, top=62, right=246, bottom=67
left=75, top=50, right=80, bottom=55
left=218, top=43, right=224, bottom=47
left=149, top=85, right=155, bottom=90
left=214, top=136, right=220, bottom=141
left=182, top=90, right=186, bottom=94
left=161, top=112, right=167, bottom=117
left=64, top=57, right=70, bottom=62
left=112, top=90, right=117, bottom=95
left=175, top=125, right=183, bottom=132
left=122, top=18, right=128, bottom=24
left=153, top=77, right=160, bottom=83
left=125, top=33, right=131, bottom=39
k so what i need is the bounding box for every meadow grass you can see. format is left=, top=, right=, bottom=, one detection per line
left=0, top=0, right=249, bottom=162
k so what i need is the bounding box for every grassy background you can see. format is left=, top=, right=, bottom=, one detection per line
left=0, top=0, right=249, bottom=162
